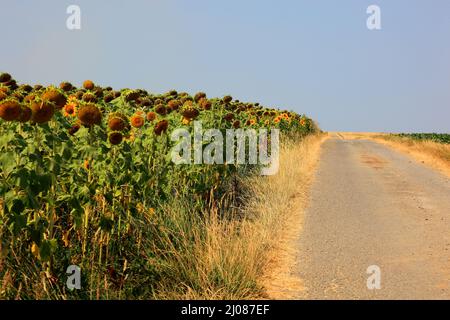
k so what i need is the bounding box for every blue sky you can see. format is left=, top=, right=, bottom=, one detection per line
left=1, top=0, right=449, bottom=132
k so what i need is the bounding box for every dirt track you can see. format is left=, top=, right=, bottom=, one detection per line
left=294, top=136, right=450, bottom=299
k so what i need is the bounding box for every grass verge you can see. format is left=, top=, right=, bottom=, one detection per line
left=371, top=134, right=450, bottom=178
left=152, top=133, right=327, bottom=299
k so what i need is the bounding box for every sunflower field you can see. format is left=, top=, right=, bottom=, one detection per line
left=395, top=133, right=450, bottom=144
left=0, top=72, right=316, bottom=299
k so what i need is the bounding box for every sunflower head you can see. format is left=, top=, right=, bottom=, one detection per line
left=199, top=98, right=212, bottom=110
left=194, top=92, right=206, bottom=103
left=18, top=106, right=32, bottom=122
left=0, top=73, right=12, bottom=83
left=182, top=117, right=191, bottom=125
left=83, top=80, right=95, bottom=90
left=167, top=99, right=181, bottom=111
left=154, top=119, right=169, bottom=136
left=140, top=98, right=152, bottom=107
left=0, top=99, right=22, bottom=121
left=77, top=104, right=102, bottom=127
left=130, top=114, right=145, bottom=128
left=146, top=111, right=157, bottom=122
left=30, top=99, right=55, bottom=123
left=124, top=91, right=140, bottom=102
left=155, top=104, right=167, bottom=116
left=41, top=87, right=67, bottom=109
left=108, top=131, right=123, bottom=145
left=223, top=113, right=234, bottom=122
left=60, top=82, right=73, bottom=92
left=223, top=95, right=233, bottom=104
left=68, top=124, right=81, bottom=135
left=181, top=106, right=199, bottom=120
left=63, top=102, right=78, bottom=117
left=108, top=113, right=127, bottom=131
left=233, top=120, right=241, bottom=129
left=104, top=94, right=114, bottom=103
left=82, top=92, right=97, bottom=103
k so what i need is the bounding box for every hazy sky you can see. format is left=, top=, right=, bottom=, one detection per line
left=1, top=0, right=449, bottom=132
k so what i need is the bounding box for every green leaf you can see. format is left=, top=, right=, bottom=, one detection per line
left=0, top=152, right=16, bottom=176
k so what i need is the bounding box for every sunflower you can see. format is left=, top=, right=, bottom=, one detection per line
left=273, top=116, right=281, bottom=124
left=18, top=107, right=32, bottom=122
left=155, top=104, right=167, bottom=116
left=182, top=117, right=191, bottom=125
left=60, top=82, right=73, bottom=92
left=68, top=124, right=81, bottom=135
left=124, top=91, right=140, bottom=102
left=23, top=93, right=36, bottom=104
left=0, top=73, right=12, bottom=83
left=63, top=102, right=78, bottom=117
left=20, top=84, right=33, bottom=93
left=181, top=107, right=199, bottom=120
left=223, top=113, right=234, bottom=122
left=124, top=132, right=136, bottom=142
left=130, top=114, right=145, bottom=128
left=199, top=98, right=212, bottom=110
left=4, top=80, right=17, bottom=90
left=30, top=101, right=55, bottom=123
left=77, top=104, right=102, bottom=127
left=104, top=94, right=114, bottom=103
left=0, top=100, right=22, bottom=121
left=154, top=119, right=169, bottom=135
left=83, top=80, right=95, bottom=90
left=41, top=88, right=67, bottom=109
left=108, top=115, right=126, bottom=131
left=84, top=159, right=91, bottom=170
left=146, top=111, right=157, bottom=122
left=108, top=131, right=123, bottom=145
left=140, top=98, right=152, bottom=107
left=233, top=120, right=240, bottom=129
left=82, top=92, right=97, bottom=103
left=167, top=99, right=180, bottom=111
left=223, top=95, right=233, bottom=103
left=194, top=92, right=206, bottom=103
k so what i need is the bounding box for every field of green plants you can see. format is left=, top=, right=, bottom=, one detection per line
left=395, top=133, right=450, bottom=144
left=0, top=72, right=316, bottom=299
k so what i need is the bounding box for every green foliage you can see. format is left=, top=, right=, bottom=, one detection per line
left=395, top=133, right=450, bottom=144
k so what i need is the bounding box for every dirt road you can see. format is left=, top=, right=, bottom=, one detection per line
left=294, top=136, right=450, bottom=299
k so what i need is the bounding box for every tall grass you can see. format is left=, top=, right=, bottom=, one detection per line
left=151, top=133, right=326, bottom=299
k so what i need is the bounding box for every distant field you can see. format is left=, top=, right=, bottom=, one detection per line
left=395, top=133, right=450, bottom=144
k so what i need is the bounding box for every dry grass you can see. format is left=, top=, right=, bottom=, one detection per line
left=334, top=132, right=450, bottom=178
left=373, top=135, right=450, bottom=178
left=255, top=134, right=327, bottom=299
left=152, top=133, right=327, bottom=299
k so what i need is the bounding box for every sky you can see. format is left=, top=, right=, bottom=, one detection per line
left=1, top=0, right=449, bottom=132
